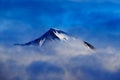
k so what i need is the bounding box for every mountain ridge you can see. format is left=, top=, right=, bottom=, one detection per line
left=15, top=28, right=95, bottom=49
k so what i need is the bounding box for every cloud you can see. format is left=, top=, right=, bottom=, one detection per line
left=0, top=39, right=120, bottom=80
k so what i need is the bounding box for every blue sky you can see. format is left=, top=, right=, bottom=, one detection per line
left=0, top=0, right=120, bottom=48
left=0, top=1, right=120, bottom=80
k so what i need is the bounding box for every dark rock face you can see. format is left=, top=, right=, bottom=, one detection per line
left=84, top=41, right=95, bottom=49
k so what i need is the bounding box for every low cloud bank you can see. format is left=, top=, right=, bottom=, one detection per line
left=0, top=39, right=120, bottom=80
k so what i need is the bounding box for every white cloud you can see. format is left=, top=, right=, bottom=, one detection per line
left=0, top=40, right=120, bottom=80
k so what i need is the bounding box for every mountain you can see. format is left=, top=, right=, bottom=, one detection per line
left=15, top=28, right=95, bottom=49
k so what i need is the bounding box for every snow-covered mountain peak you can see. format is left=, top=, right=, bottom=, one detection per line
left=15, top=28, right=95, bottom=49
left=46, top=28, right=69, bottom=41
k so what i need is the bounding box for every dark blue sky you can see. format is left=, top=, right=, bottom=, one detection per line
left=0, top=0, right=120, bottom=48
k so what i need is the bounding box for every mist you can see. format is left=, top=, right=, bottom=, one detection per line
left=0, top=39, right=120, bottom=80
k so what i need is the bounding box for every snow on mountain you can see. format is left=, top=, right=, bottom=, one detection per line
left=53, top=31, right=69, bottom=40
left=15, top=28, right=95, bottom=49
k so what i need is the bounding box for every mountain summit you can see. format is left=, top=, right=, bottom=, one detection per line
left=15, top=28, right=70, bottom=46
left=15, top=28, right=95, bottom=49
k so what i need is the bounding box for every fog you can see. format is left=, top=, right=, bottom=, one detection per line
left=0, top=39, right=120, bottom=80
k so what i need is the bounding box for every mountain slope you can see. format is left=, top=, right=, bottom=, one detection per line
left=15, top=28, right=95, bottom=49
